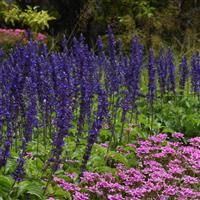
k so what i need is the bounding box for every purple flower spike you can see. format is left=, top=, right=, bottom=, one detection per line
left=179, top=54, right=189, bottom=93
left=166, top=48, right=176, bottom=94
left=157, top=48, right=167, bottom=96
left=148, top=48, right=156, bottom=107
left=191, top=52, right=200, bottom=93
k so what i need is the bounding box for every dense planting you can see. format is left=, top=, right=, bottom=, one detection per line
left=53, top=133, right=200, bottom=200
left=0, top=28, right=199, bottom=199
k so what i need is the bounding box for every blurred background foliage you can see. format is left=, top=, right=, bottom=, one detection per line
left=0, top=0, right=200, bottom=52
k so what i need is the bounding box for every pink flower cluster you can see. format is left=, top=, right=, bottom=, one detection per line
left=53, top=134, right=200, bottom=199
left=36, top=32, right=46, bottom=41
left=0, top=28, right=25, bottom=36
left=0, top=28, right=46, bottom=41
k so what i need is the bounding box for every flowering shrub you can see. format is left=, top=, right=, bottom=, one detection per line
left=0, top=28, right=46, bottom=46
left=1, top=2, right=55, bottom=32
left=54, top=134, right=200, bottom=199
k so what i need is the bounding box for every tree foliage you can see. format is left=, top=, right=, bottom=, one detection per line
left=1, top=0, right=200, bottom=50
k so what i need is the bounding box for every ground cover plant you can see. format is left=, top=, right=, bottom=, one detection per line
left=53, top=133, right=200, bottom=200
left=0, top=27, right=199, bottom=199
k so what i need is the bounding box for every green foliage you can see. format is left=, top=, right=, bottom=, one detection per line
left=156, top=96, right=200, bottom=138
left=88, top=0, right=200, bottom=50
left=0, top=175, right=44, bottom=200
left=0, top=175, right=14, bottom=200
left=1, top=1, right=55, bottom=32
left=20, top=6, right=55, bottom=32
left=16, top=181, right=44, bottom=200
left=2, top=4, right=21, bottom=26
left=134, top=0, right=155, bottom=19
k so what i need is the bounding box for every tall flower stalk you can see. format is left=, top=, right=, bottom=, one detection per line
left=179, top=54, right=189, bottom=94
left=157, top=48, right=167, bottom=97
left=147, top=48, right=156, bottom=130
left=166, top=48, right=176, bottom=95
left=81, top=88, right=108, bottom=174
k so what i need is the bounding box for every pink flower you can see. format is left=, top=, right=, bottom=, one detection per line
left=153, top=152, right=165, bottom=158
left=164, top=185, right=178, bottom=196
left=183, top=176, right=199, bottom=185
left=161, top=146, right=176, bottom=155
left=136, top=146, right=150, bottom=155
left=150, top=133, right=168, bottom=143
left=96, top=180, right=111, bottom=189
left=25, top=152, right=33, bottom=158
left=81, top=172, right=100, bottom=182
left=65, top=172, right=77, bottom=179
left=14, top=29, right=25, bottom=36
left=127, top=188, right=145, bottom=198
left=172, top=132, right=184, bottom=139
left=168, top=165, right=185, bottom=174
left=159, top=195, right=169, bottom=200
left=143, top=160, right=162, bottom=168
left=103, top=122, right=109, bottom=129
left=15, top=29, right=25, bottom=33
left=108, top=194, right=123, bottom=200
left=100, top=143, right=109, bottom=148
left=179, top=187, right=197, bottom=198
left=36, top=33, right=46, bottom=41
left=48, top=197, right=55, bottom=200
left=189, top=137, right=200, bottom=148
left=137, top=140, right=152, bottom=146
left=53, top=177, right=80, bottom=192
left=103, top=173, right=115, bottom=182
left=74, top=192, right=89, bottom=200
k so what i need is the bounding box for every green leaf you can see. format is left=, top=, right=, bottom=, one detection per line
left=54, top=186, right=69, bottom=198
left=162, top=127, right=173, bottom=133
left=17, top=181, right=44, bottom=199
left=97, top=166, right=115, bottom=173
left=0, top=175, right=13, bottom=192
left=27, top=185, right=43, bottom=200
left=4, top=159, right=17, bottom=174
left=0, top=175, right=14, bottom=199
left=17, top=181, right=30, bottom=197
left=108, top=151, right=128, bottom=166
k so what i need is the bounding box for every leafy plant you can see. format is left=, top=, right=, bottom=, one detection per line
left=20, top=6, right=55, bottom=32
left=1, top=1, right=55, bottom=32
left=134, top=0, right=155, bottom=19
left=2, top=4, right=21, bottom=25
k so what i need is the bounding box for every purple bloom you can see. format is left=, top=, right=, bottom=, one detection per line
left=108, top=194, right=123, bottom=200
left=172, top=132, right=184, bottom=139
left=191, top=51, right=200, bottom=93
left=147, top=48, right=156, bottom=107
left=81, top=89, right=108, bottom=173
left=157, top=48, right=167, bottom=96
left=74, top=192, right=89, bottom=200
left=12, top=138, right=27, bottom=181
left=179, top=54, right=189, bottom=92
left=120, top=36, right=144, bottom=137
left=189, top=137, right=200, bottom=148
left=150, top=133, right=168, bottom=143
left=183, top=175, right=199, bottom=184
left=164, top=185, right=178, bottom=196
left=166, top=48, right=176, bottom=94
